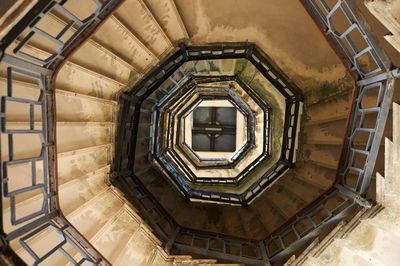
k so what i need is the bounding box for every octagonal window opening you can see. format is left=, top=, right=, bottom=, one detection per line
left=183, top=97, right=248, bottom=162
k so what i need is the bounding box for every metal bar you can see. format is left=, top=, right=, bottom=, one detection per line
left=174, top=242, right=265, bottom=266
left=360, top=77, right=396, bottom=195
left=3, top=55, right=52, bottom=76
left=270, top=202, right=357, bottom=262
left=5, top=211, right=58, bottom=241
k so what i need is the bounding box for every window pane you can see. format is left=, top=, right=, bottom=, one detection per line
left=216, top=107, right=236, bottom=126
left=192, top=133, right=211, bottom=151
left=215, top=134, right=236, bottom=152
left=193, top=107, right=211, bottom=124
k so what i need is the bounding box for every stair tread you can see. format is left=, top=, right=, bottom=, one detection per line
left=143, top=0, right=189, bottom=43
left=91, top=206, right=142, bottom=263
left=115, top=0, right=173, bottom=58
left=94, top=16, right=157, bottom=72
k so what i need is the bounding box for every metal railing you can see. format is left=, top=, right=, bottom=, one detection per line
left=0, top=0, right=123, bottom=264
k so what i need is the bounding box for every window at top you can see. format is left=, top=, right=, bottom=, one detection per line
left=192, top=107, right=236, bottom=152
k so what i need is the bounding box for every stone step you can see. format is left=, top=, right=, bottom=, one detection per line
left=91, top=206, right=143, bottom=263
left=13, top=221, right=77, bottom=265
left=56, top=122, right=114, bottom=153
left=58, top=146, right=111, bottom=184
left=143, top=0, right=189, bottom=43
left=2, top=192, right=49, bottom=236
left=293, top=161, right=335, bottom=190
left=278, top=173, right=324, bottom=203
left=306, top=88, right=400, bottom=126
left=94, top=16, right=157, bottom=73
left=262, top=181, right=308, bottom=220
left=236, top=206, right=269, bottom=237
left=113, top=222, right=163, bottom=265
left=0, top=122, right=113, bottom=164
left=300, top=144, right=341, bottom=170
left=305, top=92, right=353, bottom=125
left=59, top=171, right=109, bottom=217
left=305, top=112, right=392, bottom=145
left=114, top=0, right=173, bottom=58
left=0, top=76, right=117, bottom=107
left=66, top=189, right=124, bottom=240
left=55, top=92, right=116, bottom=123
left=250, top=195, right=287, bottom=234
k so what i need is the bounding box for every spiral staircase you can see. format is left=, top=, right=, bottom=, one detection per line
left=0, top=0, right=399, bottom=265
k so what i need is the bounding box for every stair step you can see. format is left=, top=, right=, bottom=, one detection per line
left=0, top=127, right=43, bottom=161
left=91, top=206, right=142, bottom=263
left=221, top=208, right=249, bottom=238
left=304, top=120, right=346, bottom=145
left=306, top=92, right=352, bottom=126
left=56, top=122, right=114, bottom=153
left=56, top=61, right=124, bottom=100
left=113, top=223, right=161, bottom=265
left=14, top=222, right=77, bottom=266
left=280, top=173, right=323, bottom=202
left=115, top=0, right=173, bottom=58
left=293, top=162, right=335, bottom=190
left=55, top=94, right=116, bottom=123
left=236, top=208, right=269, bottom=238
left=60, top=171, right=109, bottom=217
left=305, top=111, right=392, bottom=145
left=301, top=144, right=340, bottom=170
left=250, top=195, right=287, bottom=233
left=1, top=159, right=46, bottom=208
left=2, top=192, right=47, bottom=234
left=263, top=183, right=307, bottom=219
left=0, top=77, right=117, bottom=108
left=67, top=189, right=124, bottom=241
left=307, top=91, right=400, bottom=126
left=143, top=0, right=189, bottom=43
left=1, top=146, right=110, bottom=208
left=58, top=148, right=110, bottom=184
left=4, top=40, right=126, bottom=100
left=57, top=143, right=112, bottom=157
left=94, top=16, right=157, bottom=73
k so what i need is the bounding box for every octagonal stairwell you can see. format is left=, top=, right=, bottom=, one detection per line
left=1, top=0, right=399, bottom=265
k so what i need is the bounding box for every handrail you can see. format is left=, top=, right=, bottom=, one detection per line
left=0, top=0, right=124, bottom=265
